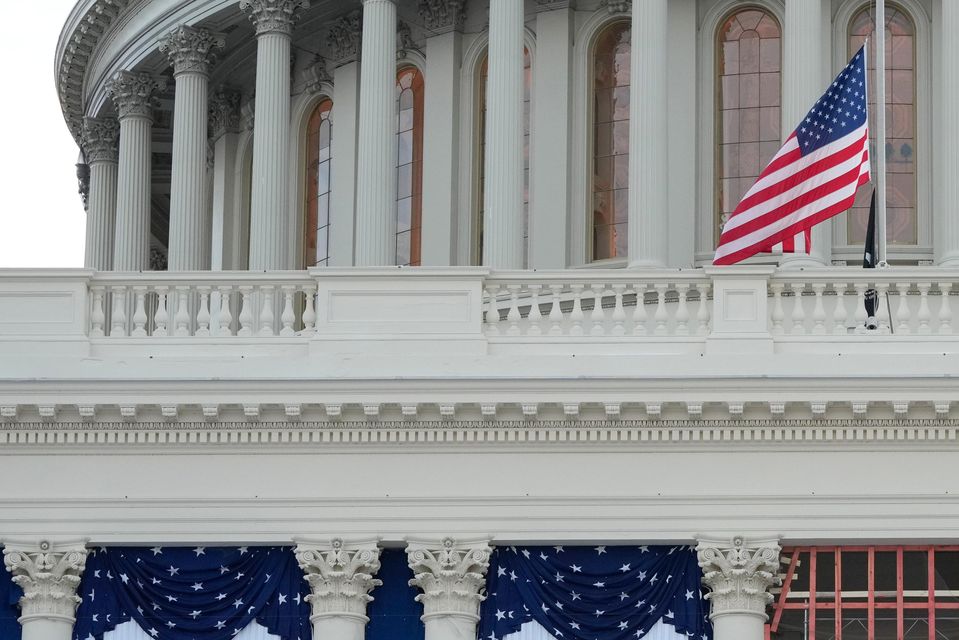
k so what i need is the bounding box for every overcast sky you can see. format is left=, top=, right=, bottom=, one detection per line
left=0, top=0, right=86, bottom=268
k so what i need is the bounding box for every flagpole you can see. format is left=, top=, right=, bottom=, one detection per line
left=875, top=0, right=888, bottom=266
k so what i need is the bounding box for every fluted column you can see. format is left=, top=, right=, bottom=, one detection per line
left=3, top=542, right=89, bottom=640
left=482, top=0, right=525, bottom=268
left=209, top=88, right=242, bottom=270
left=295, top=539, right=382, bottom=640
left=80, top=117, right=119, bottom=270
left=937, top=0, right=959, bottom=265
left=240, top=0, right=309, bottom=270
left=354, top=0, right=398, bottom=266
left=781, top=0, right=827, bottom=267
left=107, top=71, right=164, bottom=271
left=160, top=25, right=225, bottom=271
left=696, top=536, right=781, bottom=640
left=407, top=539, right=491, bottom=640
left=628, top=0, right=668, bottom=267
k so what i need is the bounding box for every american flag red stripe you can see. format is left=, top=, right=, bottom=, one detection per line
left=714, top=46, right=871, bottom=265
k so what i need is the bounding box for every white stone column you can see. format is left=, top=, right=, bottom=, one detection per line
left=107, top=71, right=164, bottom=271
left=781, top=0, right=827, bottom=267
left=240, top=0, right=309, bottom=270
left=530, top=1, right=574, bottom=269
left=407, top=538, right=491, bottom=640
left=295, top=539, right=382, bottom=640
left=936, top=0, right=959, bottom=265
left=160, top=25, right=225, bottom=271
left=419, top=2, right=466, bottom=267
left=354, top=0, right=398, bottom=266
left=209, top=88, right=242, bottom=270
left=628, top=0, right=669, bottom=268
left=80, top=117, right=119, bottom=270
left=482, top=0, right=525, bottom=269
left=696, top=536, right=781, bottom=640
left=3, top=542, right=89, bottom=640
left=327, top=11, right=362, bottom=267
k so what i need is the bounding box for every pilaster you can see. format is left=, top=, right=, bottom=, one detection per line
left=209, top=88, right=242, bottom=270
left=295, top=539, right=382, bottom=640
left=3, top=542, right=89, bottom=640
left=696, top=536, right=781, bottom=640
left=936, top=0, right=959, bottom=265
left=407, top=538, right=490, bottom=640
left=80, top=117, right=119, bottom=270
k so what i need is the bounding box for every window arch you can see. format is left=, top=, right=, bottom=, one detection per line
left=476, top=48, right=532, bottom=266
left=303, top=98, right=333, bottom=268
left=716, top=7, right=782, bottom=244
left=395, top=67, right=424, bottom=266
left=590, top=20, right=630, bottom=262
left=848, top=4, right=917, bottom=246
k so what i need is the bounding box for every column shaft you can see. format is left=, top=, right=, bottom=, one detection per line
left=937, top=0, right=959, bottom=264
left=781, top=0, right=827, bottom=267
left=313, top=616, right=367, bottom=640
left=628, top=0, right=669, bottom=268
left=168, top=72, right=210, bottom=270
left=114, top=115, right=153, bottom=271
left=482, top=0, right=525, bottom=269
left=330, top=61, right=361, bottom=267
left=85, top=161, right=118, bottom=270
left=354, top=0, right=398, bottom=266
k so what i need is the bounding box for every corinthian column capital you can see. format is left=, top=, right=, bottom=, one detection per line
left=326, top=10, right=362, bottom=65
left=696, top=536, right=781, bottom=621
left=208, top=87, right=242, bottom=141
left=240, top=0, right=310, bottom=37
left=106, top=71, right=165, bottom=120
left=3, top=541, right=89, bottom=624
left=295, top=539, right=382, bottom=621
left=159, top=25, right=226, bottom=77
left=417, top=0, right=467, bottom=33
left=81, top=116, right=119, bottom=164
left=407, top=538, right=491, bottom=621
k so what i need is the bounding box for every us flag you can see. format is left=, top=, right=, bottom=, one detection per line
left=713, top=45, right=871, bottom=265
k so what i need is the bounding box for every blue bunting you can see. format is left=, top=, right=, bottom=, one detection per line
left=366, top=549, right=424, bottom=640
left=73, top=547, right=310, bottom=640
left=1, top=559, right=23, bottom=640
left=479, top=545, right=712, bottom=640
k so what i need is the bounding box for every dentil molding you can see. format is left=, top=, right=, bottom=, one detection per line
left=696, top=537, right=781, bottom=621
left=159, top=25, right=226, bottom=77
left=407, top=538, right=491, bottom=621
left=295, top=539, right=382, bottom=622
left=3, top=542, right=90, bottom=624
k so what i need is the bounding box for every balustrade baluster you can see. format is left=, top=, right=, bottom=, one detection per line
left=589, top=284, right=606, bottom=336
left=258, top=285, right=276, bottom=336
left=484, top=285, right=501, bottom=335
left=547, top=284, right=564, bottom=336
left=811, top=283, right=827, bottom=335
left=217, top=286, right=233, bottom=336
left=611, top=284, right=627, bottom=336
left=832, top=283, right=849, bottom=335
left=789, top=283, right=806, bottom=335
left=196, top=287, right=212, bottom=337
left=916, top=282, right=932, bottom=334
left=506, top=285, right=522, bottom=336
left=895, top=283, right=912, bottom=334
left=653, top=284, right=668, bottom=336
left=853, top=282, right=867, bottom=332
left=131, top=286, right=148, bottom=337
left=696, top=283, right=711, bottom=335
left=153, top=287, right=169, bottom=337
left=301, top=285, right=317, bottom=336
left=874, top=282, right=891, bottom=332
left=569, top=284, right=585, bottom=336
left=631, top=284, right=648, bottom=336
left=674, top=283, right=690, bottom=336
left=527, top=285, right=543, bottom=336
left=111, top=287, right=128, bottom=337
left=90, top=286, right=106, bottom=337
left=770, top=283, right=785, bottom=335
left=280, top=286, right=296, bottom=337
left=939, top=283, right=953, bottom=335
left=238, top=286, right=254, bottom=336
left=174, top=286, right=191, bottom=337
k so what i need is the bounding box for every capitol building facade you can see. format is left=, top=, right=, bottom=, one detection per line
left=2, top=1, right=959, bottom=640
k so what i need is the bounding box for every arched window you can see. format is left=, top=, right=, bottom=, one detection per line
left=716, top=8, right=782, bottom=244
left=304, top=98, right=332, bottom=267
left=396, top=67, right=424, bottom=266
left=477, top=48, right=532, bottom=266
left=591, top=21, right=630, bottom=262
left=849, top=5, right=917, bottom=246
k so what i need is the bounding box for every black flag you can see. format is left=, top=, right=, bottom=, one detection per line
left=862, top=189, right=879, bottom=324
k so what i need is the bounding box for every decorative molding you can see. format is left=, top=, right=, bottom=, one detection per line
left=208, top=87, right=242, bottom=141
left=603, top=0, right=630, bottom=14
left=407, top=538, right=491, bottom=621
left=80, top=117, right=119, bottom=164
left=397, top=21, right=420, bottom=58
left=302, top=55, right=333, bottom=95
left=106, top=71, right=165, bottom=121
left=696, top=536, right=781, bottom=621
left=240, top=99, right=255, bottom=131
left=3, top=542, right=89, bottom=624
left=535, top=0, right=576, bottom=10
left=294, top=539, right=382, bottom=621
left=239, top=0, right=310, bottom=37
left=158, top=25, right=225, bottom=77
left=76, top=163, right=90, bottom=211
left=418, top=0, right=467, bottom=34
left=326, top=10, right=362, bottom=65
